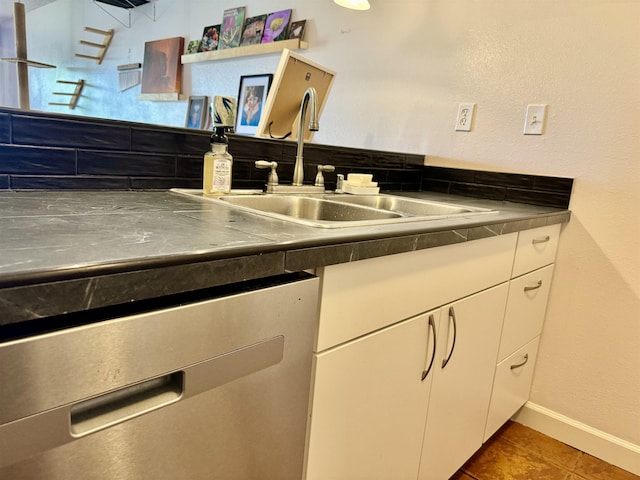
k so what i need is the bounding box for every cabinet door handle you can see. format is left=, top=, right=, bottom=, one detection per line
left=421, top=315, right=437, bottom=381
left=510, top=353, right=529, bottom=370
left=532, top=235, right=551, bottom=245
left=524, top=280, right=543, bottom=292
left=441, top=307, right=457, bottom=369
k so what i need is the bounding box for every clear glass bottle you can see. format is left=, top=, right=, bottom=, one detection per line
left=203, top=127, right=233, bottom=195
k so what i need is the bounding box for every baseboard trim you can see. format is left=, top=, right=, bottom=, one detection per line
left=512, top=402, right=640, bottom=476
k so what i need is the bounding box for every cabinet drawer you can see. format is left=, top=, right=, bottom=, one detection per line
left=498, top=265, right=554, bottom=362
left=316, top=233, right=517, bottom=352
left=484, top=337, right=540, bottom=442
left=512, top=224, right=561, bottom=278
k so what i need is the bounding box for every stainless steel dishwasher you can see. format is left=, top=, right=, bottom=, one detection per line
left=0, top=272, right=318, bottom=480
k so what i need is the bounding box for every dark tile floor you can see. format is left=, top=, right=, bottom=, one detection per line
left=453, top=421, right=639, bottom=480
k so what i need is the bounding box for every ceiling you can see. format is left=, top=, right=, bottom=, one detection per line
left=0, top=0, right=57, bottom=21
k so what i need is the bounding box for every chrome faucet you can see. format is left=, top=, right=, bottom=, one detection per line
left=292, top=87, right=319, bottom=186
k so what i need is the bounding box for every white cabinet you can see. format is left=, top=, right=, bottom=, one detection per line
left=304, top=310, right=440, bottom=480
left=304, top=234, right=517, bottom=480
left=484, top=224, right=561, bottom=441
left=418, top=284, right=509, bottom=480
left=303, top=224, right=562, bottom=480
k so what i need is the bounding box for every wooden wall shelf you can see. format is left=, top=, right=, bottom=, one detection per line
left=181, top=38, right=308, bottom=65
left=138, top=93, right=184, bottom=101
left=49, top=80, right=85, bottom=109
left=75, top=27, right=114, bottom=65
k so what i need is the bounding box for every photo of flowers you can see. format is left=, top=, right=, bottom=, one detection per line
left=262, top=9, right=291, bottom=43
left=219, top=7, right=246, bottom=49
left=198, top=25, right=220, bottom=52
left=185, top=40, right=200, bottom=54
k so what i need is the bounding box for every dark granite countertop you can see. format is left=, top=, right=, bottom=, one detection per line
left=0, top=190, right=570, bottom=326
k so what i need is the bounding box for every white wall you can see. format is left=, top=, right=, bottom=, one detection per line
left=17, top=0, right=640, bottom=457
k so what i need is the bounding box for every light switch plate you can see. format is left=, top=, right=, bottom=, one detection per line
left=523, top=104, right=548, bottom=135
left=455, top=103, right=475, bottom=132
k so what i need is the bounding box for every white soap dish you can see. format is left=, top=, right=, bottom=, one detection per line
left=343, top=184, right=380, bottom=195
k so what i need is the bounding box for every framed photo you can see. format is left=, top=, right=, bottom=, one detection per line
left=185, top=96, right=208, bottom=129
left=287, top=20, right=307, bottom=40
left=141, top=37, right=184, bottom=94
left=198, top=24, right=220, bottom=52
left=262, top=9, right=291, bottom=43
left=219, top=7, right=246, bottom=49
left=240, top=14, right=267, bottom=46
left=185, top=39, right=201, bottom=54
left=256, top=50, right=336, bottom=142
left=235, top=74, right=273, bottom=135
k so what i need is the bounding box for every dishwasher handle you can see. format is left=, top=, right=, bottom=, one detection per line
left=0, top=335, right=284, bottom=469
left=70, top=372, right=184, bottom=437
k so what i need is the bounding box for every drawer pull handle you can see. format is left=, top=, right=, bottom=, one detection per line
left=421, top=315, right=437, bottom=381
left=524, top=280, right=543, bottom=292
left=510, top=354, right=529, bottom=370
left=441, top=307, right=457, bottom=369
left=532, top=235, right=551, bottom=245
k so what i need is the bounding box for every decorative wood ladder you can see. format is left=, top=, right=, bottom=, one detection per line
left=75, top=27, right=114, bottom=64
left=49, top=80, right=85, bottom=109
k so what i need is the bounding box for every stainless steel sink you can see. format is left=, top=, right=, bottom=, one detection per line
left=171, top=189, right=497, bottom=228
left=219, top=195, right=402, bottom=224
left=323, top=195, right=479, bottom=216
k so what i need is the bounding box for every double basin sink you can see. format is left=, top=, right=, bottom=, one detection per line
left=195, top=192, right=497, bottom=228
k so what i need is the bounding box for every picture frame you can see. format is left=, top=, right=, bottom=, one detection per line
left=262, top=9, right=292, bottom=43
left=219, top=7, right=246, bottom=49
left=185, top=96, right=208, bottom=129
left=256, top=50, right=336, bottom=142
left=198, top=24, right=220, bottom=52
left=287, top=20, right=307, bottom=40
left=235, top=74, right=273, bottom=135
left=240, top=14, right=267, bottom=46
left=140, top=37, right=184, bottom=95
left=185, top=39, right=201, bottom=54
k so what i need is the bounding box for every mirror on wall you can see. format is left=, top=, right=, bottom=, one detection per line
left=0, top=0, right=322, bottom=132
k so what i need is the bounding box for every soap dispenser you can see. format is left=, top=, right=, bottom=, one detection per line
left=203, top=96, right=236, bottom=195
left=203, top=127, right=233, bottom=195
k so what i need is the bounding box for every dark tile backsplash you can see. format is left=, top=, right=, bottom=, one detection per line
left=77, top=150, right=176, bottom=177
left=0, top=107, right=572, bottom=208
left=131, top=127, right=206, bottom=155
left=422, top=166, right=573, bottom=209
left=10, top=175, right=131, bottom=190
left=0, top=145, right=76, bottom=175
left=0, top=114, right=10, bottom=144
left=12, top=114, right=131, bottom=150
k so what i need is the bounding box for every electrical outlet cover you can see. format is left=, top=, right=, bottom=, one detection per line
left=455, top=103, right=475, bottom=132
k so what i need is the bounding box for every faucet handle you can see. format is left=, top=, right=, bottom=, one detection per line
left=255, top=160, right=279, bottom=186
left=315, top=164, right=335, bottom=187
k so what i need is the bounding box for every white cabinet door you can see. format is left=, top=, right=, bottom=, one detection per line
left=305, top=309, right=441, bottom=480
left=484, top=337, right=541, bottom=441
left=418, top=284, right=509, bottom=480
